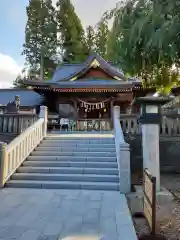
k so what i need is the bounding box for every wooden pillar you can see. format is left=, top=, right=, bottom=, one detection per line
left=110, top=99, right=115, bottom=129
left=71, top=98, right=78, bottom=119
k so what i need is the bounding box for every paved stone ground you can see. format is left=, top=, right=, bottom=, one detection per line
left=0, top=189, right=136, bottom=240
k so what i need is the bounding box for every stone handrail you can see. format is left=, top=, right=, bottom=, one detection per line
left=120, top=114, right=140, bottom=134
left=0, top=119, right=44, bottom=186
left=48, top=118, right=112, bottom=131
left=113, top=106, right=130, bottom=194
left=161, top=115, right=180, bottom=135
left=76, top=119, right=112, bottom=131
left=0, top=105, right=36, bottom=114
left=120, top=114, right=180, bottom=136
left=0, top=113, right=38, bottom=134
left=0, top=106, right=48, bottom=188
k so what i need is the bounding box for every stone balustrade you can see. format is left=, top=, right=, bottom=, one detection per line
left=113, top=107, right=130, bottom=193
left=0, top=113, right=38, bottom=134
left=48, top=118, right=112, bottom=131
left=0, top=106, right=48, bottom=188
left=120, top=114, right=180, bottom=136
left=120, top=114, right=140, bottom=134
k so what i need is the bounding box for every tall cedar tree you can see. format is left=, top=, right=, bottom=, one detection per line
left=56, top=0, right=88, bottom=63
left=95, top=19, right=109, bottom=59
left=107, top=15, right=119, bottom=63
left=85, top=25, right=95, bottom=54
left=23, top=0, right=57, bottom=79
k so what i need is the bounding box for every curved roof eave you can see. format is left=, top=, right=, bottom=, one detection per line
left=23, top=80, right=51, bottom=86
left=52, top=52, right=127, bottom=82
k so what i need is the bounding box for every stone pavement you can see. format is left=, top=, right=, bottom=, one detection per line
left=0, top=189, right=137, bottom=240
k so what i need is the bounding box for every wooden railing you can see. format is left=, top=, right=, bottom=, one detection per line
left=0, top=118, right=44, bottom=187
left=120, top=114, right=180, bottom=136
left=0, top=113, right=38, bottom=133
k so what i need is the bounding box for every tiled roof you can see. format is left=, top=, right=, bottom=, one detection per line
left=51, top=64, right=82, bottom=83
left=53, top=79, right=134, bottom=88
left=41, top=52, right=126, bottom=83
left=0, top=89, right=43, bottom=106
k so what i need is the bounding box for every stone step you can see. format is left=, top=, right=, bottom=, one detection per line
left=45, top=135, right=114, bottom=140
left=39, top=143, right=115, bottom=148
left=17, top=166, right=119, bottom=175
left=43, top=139, right=115, bottom=144
left=6, top=180, right=119, bottom=191
left=11, top=173, right=119, bottom=182
left=23, top=161, right=118, bottom=168
left=35, top=147, right=116, bottom=152
left=30, top=151, right=116, bottom=157
left=27, top=156, right=117, bottom=162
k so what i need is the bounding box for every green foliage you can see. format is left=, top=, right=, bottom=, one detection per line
left=106, top=0, right=180, bottom=93
left=94, top=19, right=109, bottom=59
left=13, top=75, right=26, bottom=89
left=85, top=25, right=95, bottom=53
left=56, top=0, right=88, bottom=63
left=23, top=0, right=57, bottom=77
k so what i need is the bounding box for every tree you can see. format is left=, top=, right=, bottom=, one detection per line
left=23, top=0, right=57, bottom=79
left=106, top=14, right=120, bottom=62
left=85, top=25, right=95, bottom=53
left=56, top=0, right=88, bottom=63
left=94, top=19, right=109, bottom=59
left=106, top=0, right=180, bottom=92
left=13, top=75, right=26, bottom=89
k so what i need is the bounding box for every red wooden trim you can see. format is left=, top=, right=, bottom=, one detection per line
left=34, top=86, right=142, bottom=93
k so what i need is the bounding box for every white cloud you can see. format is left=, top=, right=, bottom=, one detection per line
left=0, top=53, right=21, bottom=88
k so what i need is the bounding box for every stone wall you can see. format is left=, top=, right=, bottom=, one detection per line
left=125, top=134, right=180, bottom=184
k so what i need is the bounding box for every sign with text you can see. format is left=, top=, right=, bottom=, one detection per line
left=143, top=168, right=156, bottom=235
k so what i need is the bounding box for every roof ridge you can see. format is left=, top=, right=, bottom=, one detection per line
left=0, top=88, right=34, bottom=91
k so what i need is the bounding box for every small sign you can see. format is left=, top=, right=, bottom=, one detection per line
left=143, top=168, right=156, bottom=235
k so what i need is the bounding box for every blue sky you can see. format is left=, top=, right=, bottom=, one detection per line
left=0, top=0, right=27, bottom=65
left=0, top=0, right=119, bottom=88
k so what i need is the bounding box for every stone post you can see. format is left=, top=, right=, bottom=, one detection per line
left=39, top=106, right=48, bottom=137
left=0, top=142, right=7, bottom=188
left=15, top=95, right=20, bottom=106
left=113, top=106, right=131, bottom=193
left=137, top=97, right=168, bottom=192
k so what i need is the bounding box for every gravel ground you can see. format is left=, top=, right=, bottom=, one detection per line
left=128, top=173, right=180, bottom=240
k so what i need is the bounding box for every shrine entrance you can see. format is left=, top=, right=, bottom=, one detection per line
left=76, top=97, right=112, bottom=131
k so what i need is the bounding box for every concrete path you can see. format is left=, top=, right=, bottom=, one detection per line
left=0, top=189, right=137, bottom=240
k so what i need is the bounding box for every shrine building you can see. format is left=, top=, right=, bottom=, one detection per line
left=0, top=52, right=179, bottom=131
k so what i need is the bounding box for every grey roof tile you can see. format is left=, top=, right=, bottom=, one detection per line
left=53, top=79, right=133, bottom=88
left=51, top=65, right=82, bottom=83
left=50, top=52, right=126, bottom=83
left=0, top=89, right=43, bottom=106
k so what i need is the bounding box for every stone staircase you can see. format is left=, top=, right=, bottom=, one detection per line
left=6, top=133, right=120, bottom=191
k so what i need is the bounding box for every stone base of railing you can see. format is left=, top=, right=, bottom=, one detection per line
left=119, top=143, right=131, bottom=194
